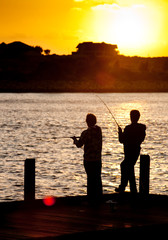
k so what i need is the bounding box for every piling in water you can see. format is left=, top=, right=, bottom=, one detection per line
left=139, top=155, right=150, bottom=195
left=24, top=158, right=35, bottom=201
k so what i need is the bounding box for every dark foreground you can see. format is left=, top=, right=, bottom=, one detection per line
left=0, top=193, right=168, bottom=239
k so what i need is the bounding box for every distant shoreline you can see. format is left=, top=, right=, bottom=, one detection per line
left=0, top=90, right=168, bottom=93
left=1, top=41, right=168, bottom=93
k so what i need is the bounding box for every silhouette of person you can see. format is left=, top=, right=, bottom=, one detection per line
left=72, top=113, right=103, bottom=204
left=116, top=110, right=146, bottom=193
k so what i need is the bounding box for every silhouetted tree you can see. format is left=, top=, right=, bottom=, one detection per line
left=35, top=46, right=43, bottom=54
left=44, top=49, right=50, bottom=55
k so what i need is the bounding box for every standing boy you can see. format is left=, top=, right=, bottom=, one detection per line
left=116, top=110, right=146, bottom=193
left=72, top=113, right=102, bottom=204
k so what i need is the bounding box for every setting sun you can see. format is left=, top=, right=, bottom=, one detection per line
left=113, top=7, right=147, bottom=46
left=90, top=3, right=162, bottom=56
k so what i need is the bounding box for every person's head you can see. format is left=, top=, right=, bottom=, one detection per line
left=86, top=113, right=97, bottom=127
left=130, top=110, right=140, bottom=123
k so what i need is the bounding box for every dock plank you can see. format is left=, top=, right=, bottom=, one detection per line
left=0, top=194, right=168, bottom=239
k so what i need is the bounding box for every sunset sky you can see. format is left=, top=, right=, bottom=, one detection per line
left=0, top=0, right=168, bottom=57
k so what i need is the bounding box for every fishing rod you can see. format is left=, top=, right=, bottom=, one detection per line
left=96, top=95, right=120, bottom=128
left=52, top=137, right=80, bottom=139
left=36, top=137, right=80, bottom=141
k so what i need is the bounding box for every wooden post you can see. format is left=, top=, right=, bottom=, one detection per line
left=24, top=158, right=35, bottom=201
left=139, top=155, right=150, bottom=195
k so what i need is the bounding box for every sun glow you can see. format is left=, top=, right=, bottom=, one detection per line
left=113, top=7, right=147, bottom=47
left=90, top=4, right=162, bottom=56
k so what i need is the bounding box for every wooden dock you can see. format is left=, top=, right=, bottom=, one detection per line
left=0, top=193, right=168, bottom=239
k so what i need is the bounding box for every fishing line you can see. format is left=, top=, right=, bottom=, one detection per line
left=96, top=95, right=120, bottom=128
left=96, top=95, right=120, bottom=191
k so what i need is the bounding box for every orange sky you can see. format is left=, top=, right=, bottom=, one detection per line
left=0, top=0, right=168, bottom=57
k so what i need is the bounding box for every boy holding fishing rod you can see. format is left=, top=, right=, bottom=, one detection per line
left=116, top=110, right=146, bottom=194
left=72, top=113, right=103, bottom=204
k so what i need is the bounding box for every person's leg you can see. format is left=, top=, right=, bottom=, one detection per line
left=128, top=165, right=137, bottom=193
left=94, top=161, right=103, bottom=201
left=120, top=160, right=129, bottom=190
left=128, top=150, right=140, bottom=193
left=84, top=161, right=98, bottom=203
left=115, top=160, right=129, bottom=192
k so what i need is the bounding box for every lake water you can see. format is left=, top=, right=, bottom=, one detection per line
left=0, top=93, right=167, bottom=201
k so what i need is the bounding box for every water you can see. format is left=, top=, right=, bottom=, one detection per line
left=0, top=93, right=167, bottom=201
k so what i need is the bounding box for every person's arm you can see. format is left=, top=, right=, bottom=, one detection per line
left=72, top=131, right=87, bottom=148
left=118, top=127, right=124, bottom=143
left=139, top=124, right=146, bottom=144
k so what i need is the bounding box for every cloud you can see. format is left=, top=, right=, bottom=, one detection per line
left=74, top=0, right=114, bottom=2
left=74, top=0, right=168, bottom=5
left=91, top=3, right=120, bottom=11
left=73, top=0, right=148, bottom=12
left=91, top=2, right=146, bottom=12
left=74, top=0, right=117, bottom=6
